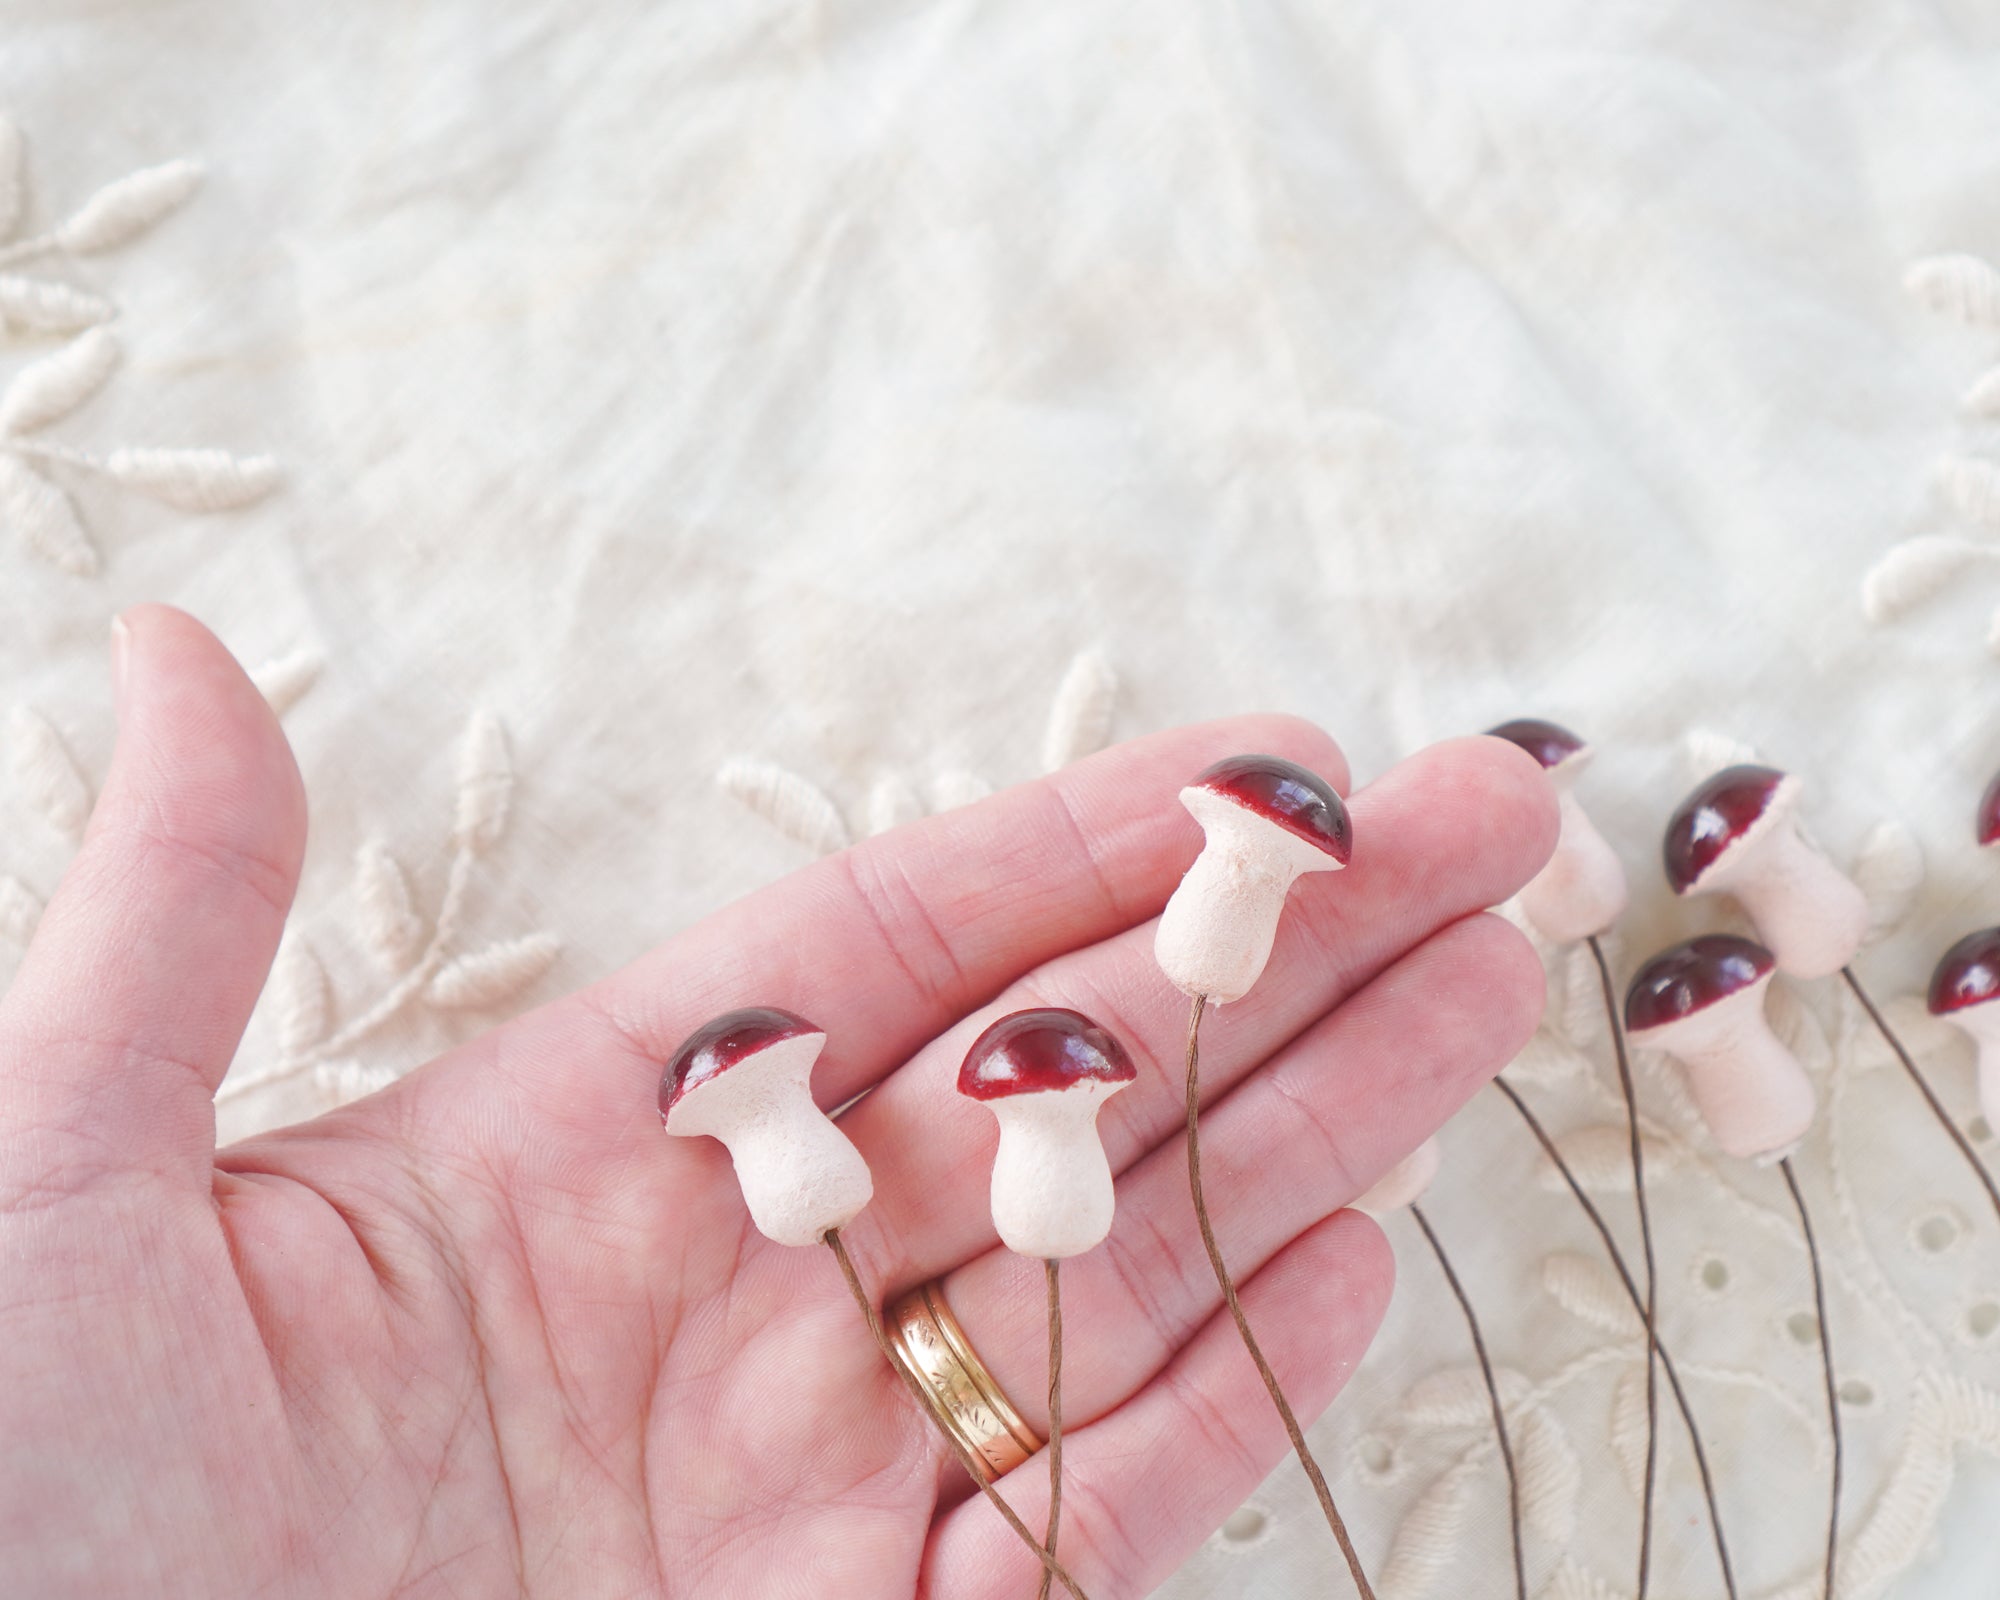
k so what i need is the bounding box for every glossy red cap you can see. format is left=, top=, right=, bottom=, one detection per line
left=958, top=1008, right=1137, bottom=1101
left=1192, top=754, right=1351, bottom=863
left=660, top=1007, right=821, bottom=1118
left=1625, top=935, right=1775, bottom=1033
left=1663, top=765, right=1786, bottom=892
left=1980, top=771, right=2000, bottom=848
left=1486, top=719, right=1586, bottom=771
left=1930, top=929, right=2000, bottom=1016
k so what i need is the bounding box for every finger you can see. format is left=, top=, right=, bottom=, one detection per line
left=400, top=715, right=1346, bottom=1165
left=921, top=1211, right=1394, bottom=1600
left=0, top=605, right=307, bottom=1186
left=843, top=735, right=1554, bottom=1281
left=940, top=911, right=1538, bottom=1436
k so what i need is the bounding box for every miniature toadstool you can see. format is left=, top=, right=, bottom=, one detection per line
left=1663, top=765, right=1867, bottom=981
left=959, top=1007, right=1137, bottom=1260
left=659, top=1007, right=872, bottom=1248
left=1155, top=753, right=1352, bottom=1005
left=1929, top=927, right=2000, bottom=1128
left=1487, top=719, right=1627, bottom=944
left=1625, top=935, right=1811, bottom=1163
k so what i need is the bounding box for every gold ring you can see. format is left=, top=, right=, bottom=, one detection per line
left=887, top=1280, right=1042, bottom=1477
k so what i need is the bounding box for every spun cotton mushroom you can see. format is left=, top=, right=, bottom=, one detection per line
left=1929, top=928, right=2000, bottom=1127
left=660, top=1008, right=1094, bottom=1600
left=1486, top=720, right=1627, bottom=944
left=1663, top=765, right=1866, bottom=981
left=1488, top=716, right=1659, bottom=1595
left=1625, top=939, right=1841, bottom=1600
left=1155, top=754, right=1352, bottom=1005
left=1353, top=1140, right=1525, bottom=1600
left=1154, top=754, right=1375, bottom=1599
left=659, top=1008, right=872, bottom=1246
left=960, top=1009, right=1138, bottom=1600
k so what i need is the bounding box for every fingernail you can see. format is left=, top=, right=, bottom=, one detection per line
left=110, top=614, right=131, bottom=712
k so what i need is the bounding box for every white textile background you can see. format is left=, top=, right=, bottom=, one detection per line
left=4, top=1, right=2000, bottom=1595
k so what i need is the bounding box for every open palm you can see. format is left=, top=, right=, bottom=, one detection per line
left=0, top=607, right=1554, bottom=1599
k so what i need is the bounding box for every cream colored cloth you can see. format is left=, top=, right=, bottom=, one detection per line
left=4, top=2, right=2000, bottom=1595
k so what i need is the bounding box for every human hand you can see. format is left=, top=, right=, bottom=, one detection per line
left=0, top=606, right=1555, bottom=1598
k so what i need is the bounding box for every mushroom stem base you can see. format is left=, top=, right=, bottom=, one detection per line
left=1184, top=994, right=1377, bottom=1600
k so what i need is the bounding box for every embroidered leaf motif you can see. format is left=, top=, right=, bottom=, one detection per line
left=1906, top=254, right=2000, bottom=327
left=867, top=773, right=922, bottom=836
left=1503, top=1032, right=1590, bottom=1089
left=313, top=1058, right=398, bottom=1106
left=1541, top=1251, right=1634, bottom=1334
left=0, top=275, right=112, bottom=334
left=53, top=159, right=203, bottom=255
left=1860, top=536, right=1988, bottom=622
left=717, top=758, right=850, bottom=855
left=426, top=931, right=561, bottom=1010
left=0, top=874, right=41, bottom=946
left=270, top=940, right=330, bottom=1060
left=1966, top=367, right=2000, bottom=417
left=0, top=328, right=119, bottom=434
left=1939, top=458, right=2000, bottom=530
left=354, top=839, right=423, bottom=972
left=1040, top=650, right=1117, bottom=773
left=1541, top=1559, right=1622, bottom=1600
left=1537, top=1125, right=1681, bottom=1194
left=1853, top=820, right=1923, bottom=943
left=0, top=453, right=96, bottom=575
left=249, top=648, right=322, bottom=717
left=8, top=704, right=91, bottom=836
left=1681, top=727, right=1760, bottom=783
left=1559, top=942, right=1607, bottom=1051
left=0, top=118, right=21, bottom=240
left=1400, top=1364, right=1526, bottom=1429
left=929, top=771, right=992, bottom=811
left=452, top=710, right=512, bottom=853
left=102, top=447, right=280, bottom=511
left=1516, top=1408, right=1581, bottom=1544
left=1376, top=1462, right=1472, bottom=1600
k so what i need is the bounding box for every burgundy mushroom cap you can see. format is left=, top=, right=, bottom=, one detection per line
left=1663, top=765, right=1788, bottom=892
left=1980, top=771, right=2000, bottom=849
left=1625, top=935, right=1776, bottom=1034
left=1486, top=718, right=1587, bottom=772
left=1191, top=754, right=1352, bottom=864
left=1930, top=929, right=2000, bottom=1016
left=659, top=1006, right=821, bottom=1119
left=958, top=1008, right=1138, bottom=1101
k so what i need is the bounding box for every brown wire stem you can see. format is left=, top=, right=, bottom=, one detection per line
left=1843, top=965, right=2000, bottom=1225
left=823, top=1230, right=1092, bottom=1600
left=1492, top=1078, right=1739, bottom=1600
left=1037, top=1259, right=1063, bottom=1600
left=1589, top=933, right=1659, bottom=1600
left=1408, top=1203, right=1525, bottom=1600
left=1778, top=1158, right=1840, bottom=1600
left=1184, top=993, right=1378, bottom=1600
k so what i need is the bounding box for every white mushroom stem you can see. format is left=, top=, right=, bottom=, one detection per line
left=1703, top=817, right=1866, bottom=980
left=1520, top=785, right=1627, bottom=945
left=1943, top=1006, right=2000, bottom=1132
left=666, top=1035, right=873, bottom=1247
left=1156, top=787, right=1345, bottom=1004
left=1641, top=981, right=1813, bottom=1163
left=986, top=1081, right=1124, bottom=1260
left=1350, top=1138, right=1441, bottom=1219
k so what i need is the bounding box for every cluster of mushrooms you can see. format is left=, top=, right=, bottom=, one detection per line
left=654, top=733, right=2000, bottom=1600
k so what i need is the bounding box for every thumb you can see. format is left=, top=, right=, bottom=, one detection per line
left=0, top=604, right=307, bottom=1192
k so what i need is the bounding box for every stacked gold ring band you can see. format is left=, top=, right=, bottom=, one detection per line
left=887, top=1280, right=1043, bottom=1477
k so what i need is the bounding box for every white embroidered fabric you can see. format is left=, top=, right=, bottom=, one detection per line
left=4, top=3, right=2000, bottom=1595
